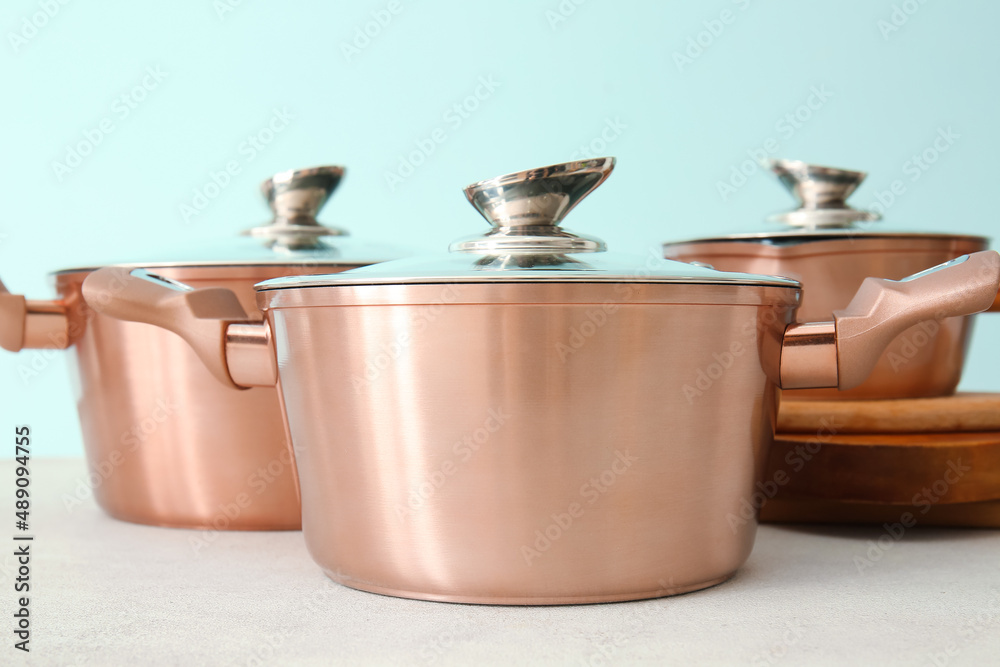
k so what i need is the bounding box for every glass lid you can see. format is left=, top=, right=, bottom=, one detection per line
left=257, top=158, right=799, bottom=291
left=664, top=159, right=987, bottom=246
left=57, top=165, right=410, bottom=273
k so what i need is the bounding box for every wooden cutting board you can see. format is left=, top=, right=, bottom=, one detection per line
left=777, top=392, right=1000, bottom=434
left=763, top=393, right=1000, bottom=525
left=764, top=431, right=1000, bottom=505
left=759, top=497, right=1000, bottom=528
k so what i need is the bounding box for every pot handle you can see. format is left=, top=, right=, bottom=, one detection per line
left=82, top=267, right=249, bottom=388
left=0, top=279, right=28, bottom=352
left=0, top=278, right=71, bottom=352
left=781, top=251, right=1000, bottom=390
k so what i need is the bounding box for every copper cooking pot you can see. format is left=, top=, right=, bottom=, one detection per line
left=2, top=166, right=408, bottom=530
left=663, top=159, right=999, bottom=400
left=82, top=158, right=1000, bottom=604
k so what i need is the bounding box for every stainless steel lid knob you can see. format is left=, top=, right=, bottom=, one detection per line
left=767, top=159, right=881, bottom=228
left=451, top=157, right=614, bottom=254
left=245, top=166, right=348, bottom=249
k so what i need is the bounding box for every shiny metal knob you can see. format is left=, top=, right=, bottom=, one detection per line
left=767, top=159, right=880, bottom=228
left=244, top=165, right=347, bottom=249
left=451, top=157, right=614, bottom=254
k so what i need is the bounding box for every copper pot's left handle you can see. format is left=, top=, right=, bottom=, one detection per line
left=82, top=267, right=260, bottom=389
left=0, top=278, right=71, bottom=352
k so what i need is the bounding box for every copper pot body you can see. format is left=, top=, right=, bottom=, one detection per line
left=264, top=282, right=797, bottom=604
left=663, top=236, right=988, bottom=399
left=55, top=265, right=351, bottom=530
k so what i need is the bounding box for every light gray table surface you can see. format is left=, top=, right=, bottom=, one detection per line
left=2, top=459, right=998, bottom=667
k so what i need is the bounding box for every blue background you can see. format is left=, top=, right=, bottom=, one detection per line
left=2, top=0, right=998, bottom=457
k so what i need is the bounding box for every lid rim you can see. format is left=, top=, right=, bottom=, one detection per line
left=256, top=280, right=802, bottom=311
left=50, top=259, right=383, bottom=276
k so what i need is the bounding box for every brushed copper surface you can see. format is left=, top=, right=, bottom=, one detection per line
left=664, top=236, right=987, bottom=399
left=56, top=264, right=351, bottom=530
left=268, top=283, right=793, bottom=603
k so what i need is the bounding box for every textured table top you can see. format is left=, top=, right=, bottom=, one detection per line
left=3, top=459, right=999, bottom=666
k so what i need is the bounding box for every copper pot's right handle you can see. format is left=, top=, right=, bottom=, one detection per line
left=991, top=289, right=1000, bottom=312
left=781, top=251, right=1000, bottom=390
left=82, top=267, right=262, bottom=388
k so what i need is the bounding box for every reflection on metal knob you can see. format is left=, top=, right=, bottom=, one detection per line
left=766, top=159, right=881, bottom=228
left=451, top=158, right=614, bottom=254
left=244, top=165, right=348, bottom=250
